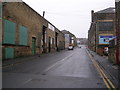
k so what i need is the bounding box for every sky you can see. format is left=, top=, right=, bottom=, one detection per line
left=23, top=0, right=115, bottom=38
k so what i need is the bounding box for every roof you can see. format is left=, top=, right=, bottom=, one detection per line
left=23, top=2, right=60, bottom=30
left=95, top=7, right=115, bottom=14
left=61, top=30, right=76, bottom=37
left=61, top=30, right=69, bottom=34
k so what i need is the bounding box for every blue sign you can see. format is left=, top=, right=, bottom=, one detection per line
left=99, top=36, right=115, bottom=44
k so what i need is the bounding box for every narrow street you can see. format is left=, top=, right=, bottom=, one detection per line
left=3, top=46, right=108, bottom=88
left=1, top=1, right=120, bottom=89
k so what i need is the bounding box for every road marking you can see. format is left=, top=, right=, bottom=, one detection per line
left=1, top=61, right=27, bottom=69
left=87, top=51, right=111, bottom=89
left=43, top=53, right=74, bottom=73
left=21, top=79, right=33, bottom=86
left=86, top=49, right=116, bottom=90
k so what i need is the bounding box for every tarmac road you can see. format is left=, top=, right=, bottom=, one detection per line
left=3, top=46, right=108, bottom=88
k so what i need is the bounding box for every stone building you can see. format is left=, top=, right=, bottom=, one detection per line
left=2, top=2, right=65, bottom=60
left=54, top=28, right=65, bottom=51
left=62, top=30, right=77, bottom=49
left=109, top=1, right=120, bottom=64
left=88, top=8, right=115, bottom=56
left=77, top=38, right=88, bottom=45
left=115, top=0, right=120, bottom=64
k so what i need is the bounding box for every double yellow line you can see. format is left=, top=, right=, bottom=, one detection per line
left=86, top=50, right=116, bottom=90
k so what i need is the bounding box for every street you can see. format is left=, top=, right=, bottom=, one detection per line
left=1, top=1, right=120, bottom=89
left=3, top=46, right=109, bottom=88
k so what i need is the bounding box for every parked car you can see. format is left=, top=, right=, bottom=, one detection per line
left=68, top=45, right=74, bottom=50
left=78, top=45, right=81, bottom=48
left=103, top=47, right=108, bottom=56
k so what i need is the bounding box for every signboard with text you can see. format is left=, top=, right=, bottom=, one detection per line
left=99, top=35, right=115, bottom=45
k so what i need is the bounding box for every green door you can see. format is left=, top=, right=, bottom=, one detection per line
left=32, top=37, right=36, bottom=55
left=5, top=48, right=14, bottom=59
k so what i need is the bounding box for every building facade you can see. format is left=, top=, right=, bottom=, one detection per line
left=2, top=2, right=65, bottom=60
left=62, top=30, right=77, bottom=49
left=77, top=38, right=88, bottom=45
left=55, top=28, right=65, bottom=51
left=88, top=12, right=96, bottom=51
left=115, top=0, right=120, bottom=64
left=88, top=8, right=115, bottom=56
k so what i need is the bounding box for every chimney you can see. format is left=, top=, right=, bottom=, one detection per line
left=43, top=11, right=45, bottom=17
left=91, top=10, right=94, bottom=22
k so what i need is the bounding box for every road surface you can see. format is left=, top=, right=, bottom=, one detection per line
left=3, top=46, right=107, bottom=88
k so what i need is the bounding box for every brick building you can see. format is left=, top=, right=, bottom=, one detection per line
left=77, top=38, right=88, bottom=45
left=62, top=30, right=77, bottom=49
left=2, top=2, right=65, bottom=60
left=109, top=0, right=120, bottom=64
left=88, top=8, right=115, bottom=56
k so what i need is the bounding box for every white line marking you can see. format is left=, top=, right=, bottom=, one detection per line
left=43, top=53, right=74, bottom=72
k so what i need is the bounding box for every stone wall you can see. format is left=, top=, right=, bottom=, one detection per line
left=2, top=2, right=65, bottom=60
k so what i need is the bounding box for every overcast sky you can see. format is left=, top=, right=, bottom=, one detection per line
left=23, top=0, right=115, bottom=38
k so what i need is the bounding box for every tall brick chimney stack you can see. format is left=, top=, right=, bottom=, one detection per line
left=91, top=10, right=94, bottom=22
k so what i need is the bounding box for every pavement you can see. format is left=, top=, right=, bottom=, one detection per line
left=87, top=48, right=120, bottom=89
left=2, top=51, right=65, bottom=68
left=2, top=55, right=39, bottom=68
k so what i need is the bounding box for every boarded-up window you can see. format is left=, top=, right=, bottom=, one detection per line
left=98, top=22, right=113, bottom=31
left=3, top=20, right=16, bottom=44
left=19, top=26, right=28, bottom=45
left=5, top=48, right=14, bottom=59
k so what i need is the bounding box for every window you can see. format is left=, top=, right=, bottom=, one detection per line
left=3, top=20, right=16, bottom=44
left=98, top=22, right=113, bottom=31
left=19, top=26, right=28, bottom=45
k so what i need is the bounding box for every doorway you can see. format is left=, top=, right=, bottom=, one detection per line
left=55, top=32, right=58, bottom=51
left=42, top=26, right=47, bottom=53
left=48, top=37, right=51, bottom=53
left=32, top=37, right=36, bottom=55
